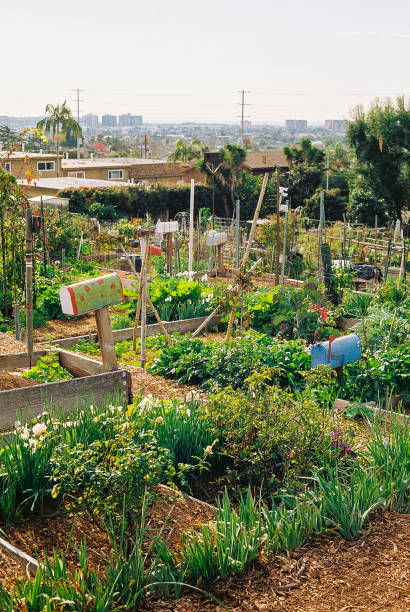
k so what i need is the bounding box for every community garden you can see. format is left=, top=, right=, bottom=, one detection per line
left=0, top=123, right=409, bottom=610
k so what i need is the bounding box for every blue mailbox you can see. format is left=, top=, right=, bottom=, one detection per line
left=311, top=334, right=361, bottom=369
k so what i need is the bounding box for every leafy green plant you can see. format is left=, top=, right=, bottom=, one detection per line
left=313, top=467, right=385, bottom=539
left=23, top=352, right=71, bottom=383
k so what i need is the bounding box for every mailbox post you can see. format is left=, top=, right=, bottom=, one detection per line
left=60, top=273, right=125, bottom=372
left=206, top=231, right=227, bottom=276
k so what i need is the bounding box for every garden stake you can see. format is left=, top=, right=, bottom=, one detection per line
left=225, top=172, right=269, bottom=342
left=120, top=243, right=172, bottom=346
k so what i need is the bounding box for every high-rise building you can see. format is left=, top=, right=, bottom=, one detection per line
left=285, top=119, right=308, bottom=132
left=118, top=113, right=143, bottom=127
left=101, top=114, right=117, bottom=127
left=82, top=113, right=99, bottom=129
left=325, top=119, right=346, bottom=132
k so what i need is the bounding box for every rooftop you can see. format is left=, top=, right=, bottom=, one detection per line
left=0, top=151, right=59, bottom=159
left=17, top=177, right=139, bottom=190
left=62, top=157, right=166, bottom=169
left=243, top=150, right=289, bottom=170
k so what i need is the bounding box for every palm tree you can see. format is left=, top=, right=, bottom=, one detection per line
left=169, top=138, right=203, bottom=162
left=37, top=102, right=82, bottom=176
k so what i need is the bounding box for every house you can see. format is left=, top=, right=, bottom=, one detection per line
left=0, top=151, right=60, bottom=180
left=61, top=157, right=205, bottom=186
left=17, top=176, right=140, bottom=198
left=242, top=151, right=289, bottom=175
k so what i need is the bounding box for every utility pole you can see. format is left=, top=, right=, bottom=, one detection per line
left=326, top=150, right=330, bottom=190
left=274, top=169, right=281, bottom=286
left=237, top=89, right=250, bottom=145
left=71, top=88, right=84, bottom=159
left=144, top=134, right=148, bottom=158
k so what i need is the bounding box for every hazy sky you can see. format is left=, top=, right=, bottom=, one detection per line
left=2, top=0, right=409, bottom=123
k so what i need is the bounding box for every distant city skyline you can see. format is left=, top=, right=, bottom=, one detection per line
left=2, top=0, right=409, bottom=123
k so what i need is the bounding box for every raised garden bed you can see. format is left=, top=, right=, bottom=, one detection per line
left=0, top=349, right=131, bottom=426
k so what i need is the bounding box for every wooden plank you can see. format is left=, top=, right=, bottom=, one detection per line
left=40, top=315, right=222, bottom=349
left=0, top=350, right=48, bottom=372
left=334, top=398, right=409, bottom=427
left=0, top=537, right=40, bottom=577
left=95, top=306, right=118, bottom=372
left=58, top=349, right=104, bottom=377
left=0, top=370, right=131, bottom=429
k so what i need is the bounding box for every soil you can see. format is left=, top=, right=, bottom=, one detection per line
left=0, top=371, right=38, bottom=391
left=0, top=489, right=214, bottom=589
left=146, top=511, right=410, bottom=612
left=126, top=365, right=201, bottom=402
left=0, top=333, right=28, bottom=354
left=33, top=315, right=97, bottom=342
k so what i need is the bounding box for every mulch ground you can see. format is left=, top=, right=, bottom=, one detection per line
left=33, top=315, right=97, bottom=342
left=145, top=511, right=410, bottom=612
left=0, top=489, right=214, bottom=590
left=0, top=371, right=38, bottom=391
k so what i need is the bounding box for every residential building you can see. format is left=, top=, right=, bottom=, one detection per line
left=242, top=150, right=289, bottom=175
left=0, top=151, right=60, bottom=179
left=285, top=119, right=308, bottom=133
left=61, top=157, right=205, bottom=186
left=101, top=114, right=117, bottom=127
left=17, top=176, right=141, bottom=198
left=119, top=114, right=143, bottom=127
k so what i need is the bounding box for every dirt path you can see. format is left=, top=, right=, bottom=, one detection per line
left=147, top=511, right=410, bottom=611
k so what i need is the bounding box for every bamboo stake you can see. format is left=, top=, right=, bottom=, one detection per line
left=224, top=173, right=269, bottom=342
left=192, top=257, right=263, bottom=339
left=120, top=244, right=172, bottom=345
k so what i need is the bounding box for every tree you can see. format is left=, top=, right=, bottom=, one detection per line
left=283, top=139, right=325, bottom=208
left=346, top=184, right=389, bottom=226
left=0, top=126, right=17, bottom=149
left=198, top=144, right=247, bottom=217
left=169, top=138, right=204, bottom=162
left=346, top=97, right=410, bottom=220
left=37, top=102, right=82, bottom=176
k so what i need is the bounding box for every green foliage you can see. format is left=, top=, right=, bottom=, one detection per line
left=304, top=187, right=347, bottom=221
left=180, top=490, right=262, bottom=583
left=205, top=379, right=337, bottom=490
left=150, top=332, right=310, bottom=391
left=343, top=344, right=410, bottom=403
left=111, top=312, right=133, bottom=330
left=23, top=352, right=71, bottom=383
left=346, top=97, right=410, bottom=220
left=58, top=183, right=214, bottom=221
left=347, top=184, right=389, bottom=225
left=313, top=468, right=385, bottom=539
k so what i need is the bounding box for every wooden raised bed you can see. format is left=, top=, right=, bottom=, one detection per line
left=0, top=349, right=132, bottom=429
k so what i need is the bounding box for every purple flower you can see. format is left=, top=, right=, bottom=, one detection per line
left=331, top=429, right=343, bottom=441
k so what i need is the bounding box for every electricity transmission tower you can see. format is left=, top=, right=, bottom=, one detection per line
left=71, top=88, right=84, bottom=158
left=237, top=89, right=250, bottom=145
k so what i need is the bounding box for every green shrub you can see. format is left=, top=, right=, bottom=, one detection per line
left=23, top=352, right=71, bottom=383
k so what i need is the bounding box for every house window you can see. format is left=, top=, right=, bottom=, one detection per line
left=68, top=171, right=85, bottom=178
left=37, top=161, right=55, bottom=172
left=4, top=162, right=11, bottom=173
left=108, top=169, right=124, bottom=180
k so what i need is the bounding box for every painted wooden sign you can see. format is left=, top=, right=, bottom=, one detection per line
left=60, top=273, right=125, bottom=316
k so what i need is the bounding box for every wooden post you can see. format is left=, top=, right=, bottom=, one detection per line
left=188, top=178, right=194, bottom=274
left=274, top=169, right=281, bottom=286
left=140, top=253, right=147, bottom=368
left=235, top=199, right=240, bottom=270
left=342, top=213, right=347, bottom=267
left=166, top=233, right=173, bottom=275
left=384, top=239, right=392, bottom=279
left=318, top=192, right=324, bottom=281
left=14, top=302, right=20, bottom=341
left=25, top=208, right=34, bottom=366
left=40, top=196, right=48, bottom=277
left=95, top=306, right=118, bottom=372
left=217, top=243, right=225, bottom=276
left=280, top=206, right=289, bottom=286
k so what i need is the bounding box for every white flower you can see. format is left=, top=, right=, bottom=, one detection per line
left=201, top=274, right=208, bottom=282
left=32, top=423, right=47, bottom=437
left=165, top=296, right=172, bottom=302
left=205, top=445, right=213, bottom=455
left=186, top=409, right=191, bottom=417
left=20, top=425, right=30, bottom=440
left=156, top=416, right=164, bottom=424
